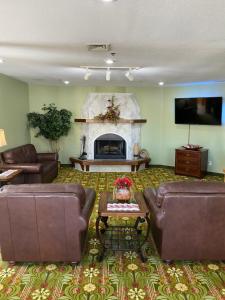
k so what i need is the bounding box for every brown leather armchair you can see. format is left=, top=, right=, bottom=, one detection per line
left=144, top=181, right=225, bottom=261
left=0, top=183, right=95, bottom=263
left=0, top=144, right=58, bottom=183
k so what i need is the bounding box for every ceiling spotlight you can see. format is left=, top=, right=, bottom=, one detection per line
left=106, top=68, right=111, bottom=81
left=105, top=58, right=114, bottom=65
left=158, top=81, right=164, bottom=86
left=63, top=80, right=70, bottom=85
left=0, top=58, right=4, bottom=64
left=84, top=68, right=92, bottom=80
left=125, top=68, right=134, bottom=81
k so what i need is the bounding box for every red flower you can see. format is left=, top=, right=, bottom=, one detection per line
left=114, top=176, right=133, bottom=188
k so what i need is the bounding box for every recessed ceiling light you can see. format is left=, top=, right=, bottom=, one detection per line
left=63, top=80, right=70, bottom=85
left=105, top=58, right=114, bottom=65
left=158, top=81, right=164, bottom=86
left=0, top=58, right=4, bottom=63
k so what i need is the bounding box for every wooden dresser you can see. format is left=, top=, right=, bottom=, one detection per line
left=175, top=148, right=208, bottom=178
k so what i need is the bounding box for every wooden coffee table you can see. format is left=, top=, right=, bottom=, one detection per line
left=96, top=192, right=150, bottom=262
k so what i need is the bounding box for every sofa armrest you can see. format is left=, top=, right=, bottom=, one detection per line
left=81, top=188, right=96, bottom=225
left=37, top=152, right=58, bottom=162
left=144, top=188, right=165, bottom=229
left=1, top=163, right=43, bottom=174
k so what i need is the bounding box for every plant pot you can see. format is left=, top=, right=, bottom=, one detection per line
left=114, top=187, right=131, bottom=202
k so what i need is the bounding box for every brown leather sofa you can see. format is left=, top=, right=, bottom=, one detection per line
left=0, top=183, right=95, bottom=263
left=144, top=181, right=225, bottom=261
left=0, top=144, right=58, bottom=183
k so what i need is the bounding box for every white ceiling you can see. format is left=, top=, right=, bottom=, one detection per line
left=1, top=0, right=225, bottom=86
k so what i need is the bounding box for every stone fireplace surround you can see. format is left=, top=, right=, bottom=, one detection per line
left=76, top=93, right=143, bottom=172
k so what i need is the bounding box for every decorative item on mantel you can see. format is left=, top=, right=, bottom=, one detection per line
left=133, top=143, right=141, bottom=159
left=94, top=96, right=120, bottom=124
left=79, top=135, right=87, bottom=160
left=139, top=149, right=150, bottom=159
left=113, top=176, right=133, bottom=202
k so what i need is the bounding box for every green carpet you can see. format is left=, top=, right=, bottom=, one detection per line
left=0, top=167, right=224, bottom=300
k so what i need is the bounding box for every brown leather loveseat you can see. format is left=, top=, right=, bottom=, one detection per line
left=0, top=183, right=95, bottom=263
left=144, top=181, right=225, bottom=261
left=0, top=144, right=58, bottom=183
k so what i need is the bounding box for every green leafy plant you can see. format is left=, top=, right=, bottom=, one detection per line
left=27, top=103, right=72, bottom=152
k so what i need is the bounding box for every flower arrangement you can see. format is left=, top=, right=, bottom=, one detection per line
left=94, top=96, right=120, bottom=123
left=113, top=176, right=133, bottom=201
left=114, top=176, right=133, bottom=189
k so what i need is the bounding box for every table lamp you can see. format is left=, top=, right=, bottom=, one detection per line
left=0, top=129, right=7, bottom=148
left=0, top=129, right=7, bottom=168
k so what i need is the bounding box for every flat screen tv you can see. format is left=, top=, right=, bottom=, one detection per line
left=175, top=97, right=222, bottom=125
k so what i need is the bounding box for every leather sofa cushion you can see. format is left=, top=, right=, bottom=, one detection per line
left=157, top=181, right=225, bottom=207
left=3, top=183, right=86, bottom=208
left=42, top=161, right=58, bottom=174
left=2, top=144, right=37, bottom=164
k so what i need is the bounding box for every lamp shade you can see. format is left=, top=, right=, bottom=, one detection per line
left=0, top=129, right=7, bottom=147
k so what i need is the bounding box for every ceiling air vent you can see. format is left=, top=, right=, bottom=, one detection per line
left=87, top=44, right=112, bottom=52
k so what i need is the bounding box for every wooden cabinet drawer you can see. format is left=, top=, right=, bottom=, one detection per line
left=176, top=157, right=199, bottom=165
left=176, top=164, right=200, bottom=176
left=176, top=150, right=200, bottom=160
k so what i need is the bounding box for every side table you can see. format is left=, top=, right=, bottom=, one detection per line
left=0, top=169, right=22, bottom=187
left=96, top=192, right=150, bottom=262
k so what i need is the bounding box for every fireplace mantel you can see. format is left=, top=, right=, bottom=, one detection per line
left=74, top=118, right=147, bottom=124
left=78, top=93, right=143, bottom=168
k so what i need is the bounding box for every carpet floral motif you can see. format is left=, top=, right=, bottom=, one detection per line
left=0, top=167, right=224, bottom=300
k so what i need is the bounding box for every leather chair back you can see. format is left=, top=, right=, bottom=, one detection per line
left=0, top=183, right=95, bottom=262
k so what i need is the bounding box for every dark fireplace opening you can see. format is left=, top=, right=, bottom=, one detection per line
left=94, top=133, right=126, bottom=159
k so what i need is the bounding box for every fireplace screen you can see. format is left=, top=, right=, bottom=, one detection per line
left=94, top=134, right=126, bottom=159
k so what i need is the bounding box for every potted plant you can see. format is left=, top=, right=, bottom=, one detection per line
left=27, top=103, right=72, bottom=153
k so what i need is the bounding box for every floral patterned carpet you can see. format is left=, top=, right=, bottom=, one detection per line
left=0, top=167, right=225, bottom=300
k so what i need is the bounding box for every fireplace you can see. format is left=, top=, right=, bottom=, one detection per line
left=94, top=134, right=126, bottom=159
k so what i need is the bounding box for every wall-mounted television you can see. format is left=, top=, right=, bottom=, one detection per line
left=175, top=97, right=222, bottom=125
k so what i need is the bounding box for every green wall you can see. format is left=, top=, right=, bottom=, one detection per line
left=28, top=85, right=127, bottom=164
left=0, top=74, right=30, bottom=151
left=29, top=83, right=225, bottom=173
left=161, top=84, right=225, bottom=173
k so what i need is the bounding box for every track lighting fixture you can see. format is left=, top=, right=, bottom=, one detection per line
left=106, top=68, right=111, bottom=81
left=84, top=68, right=92, bottom=80
left=125, top=68, right=134, bottom=81
left=81, top=66, right=140, bottom=81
